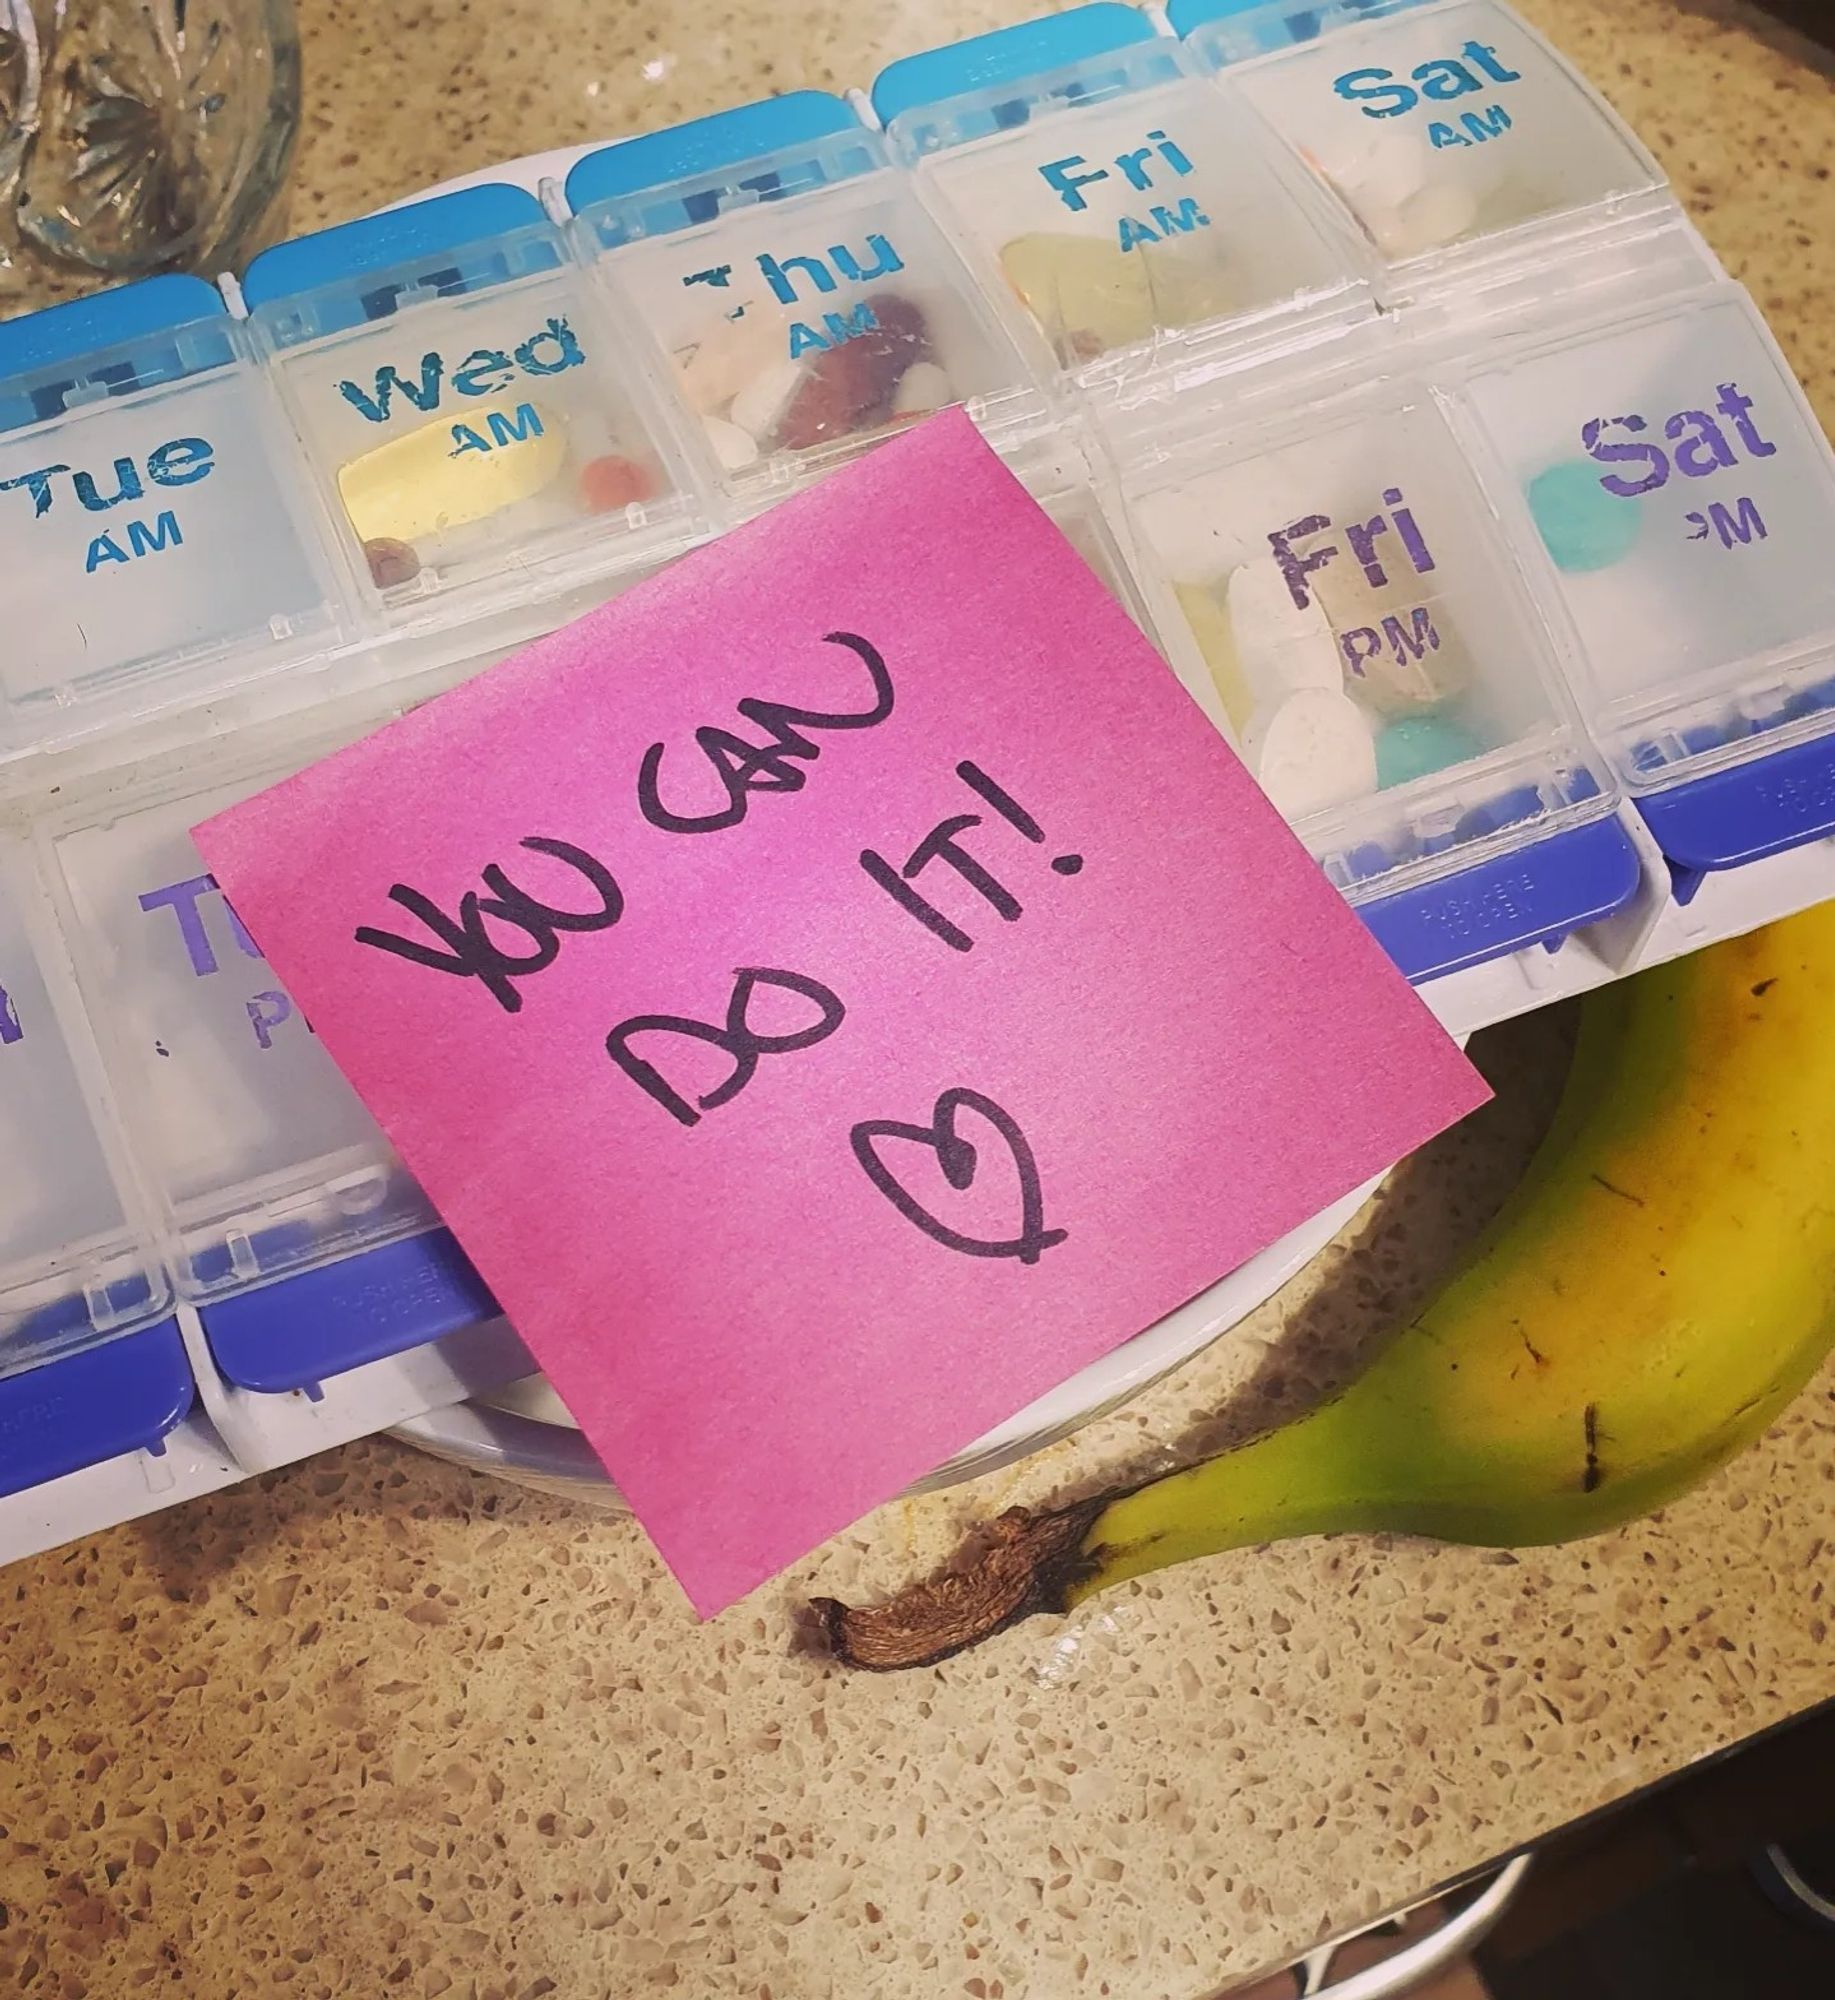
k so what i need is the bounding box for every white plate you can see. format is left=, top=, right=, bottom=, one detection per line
left=394, top=1174, right=1379, bottom=1497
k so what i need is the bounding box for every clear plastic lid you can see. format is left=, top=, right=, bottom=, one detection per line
left=1183, top=0, right=1672, bottom=313
left=1455, top=283, right=1835, bottom=806
left=0, top=840, right=169, bottom=1379
left=243, top=186, right=705, bottom=618
left=1013, top=429, right=1160, bottom=631
left=566, top=93, right=1053, bottom=504
left=46, top=746, right=435, bottom=1308
left=873, top=6, right=1376, bottom=393
left=0, top=275, right=347, bottom=755
left=1112, top=378, right=1622, bottom=953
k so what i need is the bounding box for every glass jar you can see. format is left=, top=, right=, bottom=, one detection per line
left=0, top=0, right=299, bottom=309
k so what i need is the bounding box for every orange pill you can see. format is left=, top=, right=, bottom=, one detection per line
left=579, top=454, right=654, bottom=513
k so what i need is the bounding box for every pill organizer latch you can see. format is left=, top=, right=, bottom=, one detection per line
left=242, top=184, right=559, bottom=328
left=564, top=91, right=881, bottom=238
left=0, top=1318, right=193, bottom=1500
left=0, top=274, right=234, bottom=431
left=1357, top=810, right=1642, bottom=981
left=871, top=4, right=1171, bottom=144
left=199, top=1228, right=499, bottom=1395
left=1635, top=728, right=1835, bottom=883
left=1170, top=0, right=1430, bottom=63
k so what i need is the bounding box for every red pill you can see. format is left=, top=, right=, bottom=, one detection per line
left=579, top=454, right=655, bottom=513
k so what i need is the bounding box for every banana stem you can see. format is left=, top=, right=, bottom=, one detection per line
left=1068, top=1396, right=1371, bottom=1603
left=817, top=1398, right=1368, bottom=1670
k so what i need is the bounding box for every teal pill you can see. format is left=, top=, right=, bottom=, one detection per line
left=1526, top=458, right=1642, bottom=573
left=1376, top=714, right=1485, bottom=790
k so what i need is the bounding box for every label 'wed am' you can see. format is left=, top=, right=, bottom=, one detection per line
left=336, top=396, right=566, bottom=545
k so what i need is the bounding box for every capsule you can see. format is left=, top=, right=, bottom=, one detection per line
left=336, top=395, right=566, bottom=545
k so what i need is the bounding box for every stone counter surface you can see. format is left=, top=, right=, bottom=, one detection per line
left=3, top=3, right=1833, bottom=1996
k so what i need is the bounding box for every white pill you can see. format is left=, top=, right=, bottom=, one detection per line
left=1317, top=126, right=1430, bottom=215
left=729, top=357, right=807, bottom=443
left=702, top=414, right=760, bottom=472
left=1133, top=479, right=1254, bottom=585
left=1384, top=180, right=1481, bottom=256
left=892, top=360, right=951, bottom=416
left=1228, top=557, right=1344, bottom=705
left=1244, top=688, right=1378, bottom=820
left=677, top=307, right=782, bottom=413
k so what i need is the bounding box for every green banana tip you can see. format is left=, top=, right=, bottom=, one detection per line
left=814, top=1498, right=1109, bottom=1671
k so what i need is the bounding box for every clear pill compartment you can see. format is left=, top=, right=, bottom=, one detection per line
left=872, top=5, right=1376, bottom=397
left=0, top=841, right=169, bottom=1374
left=1113, top=378, right=1637, bottom=977
left=243, top=185, right=704, bottom=620
left=1455, top=282, right=1835, bottom=875
left=47, top=757, right=427, bottom=1306
left=566, top=91, right=1053, bottom=505
left=0, top=841, right=191, bottom=1496
left=1017, top=428, right=1161, bottom=631
left=0, top=275, right=346, bottom=756
left=1177, top=0, right=1693, bottom=323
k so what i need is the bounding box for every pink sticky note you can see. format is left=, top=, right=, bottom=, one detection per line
left=196, top=411, right=1486, bottom=1615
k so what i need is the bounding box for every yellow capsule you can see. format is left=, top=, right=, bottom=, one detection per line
left=1174, top=579, right=1255, bottom=737
left=999, top=231, right=1235, bottom=361
left=336, top=395, right=567, bottom=546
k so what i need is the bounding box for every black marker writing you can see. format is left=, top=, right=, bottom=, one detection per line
left=851, top=1087, right=1066, bottom=1265
left=607, top=965, right=847, bottom=1127
left=345, top=641, right=1084, bottom=1265
left=860, top=815, right=1013, bottom=950
left=355, top=837, right=624, bottom=1014
left=637, top=630, right=894, bottom=836
left=859, top=760, right=1084, bottom=951
left=956, top=759, right=1043, bottom=839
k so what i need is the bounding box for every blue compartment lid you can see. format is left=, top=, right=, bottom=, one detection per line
left=871, top=5, right=1163, bottom=128
left=0, top=274, right=236, bottom=434
left=241, top=183, right=554, bottom=325
left=1168, top=0, right=1285, bottom=32
left=1635, top=728, right=1835, bottom=885
left=199, top=1226, right=499, bottom=1394
left=1357, top=812, right=1642, bottom=984
left=0, top=274, right=225, bottom=378
left=0, top=1318, right=194, bottom=1500
left=1170, top=0, right=1400, bottom=56
left=565, top=90, right=869, bottom=214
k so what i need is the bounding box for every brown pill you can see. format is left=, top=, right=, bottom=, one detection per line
left=363, top=536, right=420, bottom=589
left=777, top=293, right=933, bottom=451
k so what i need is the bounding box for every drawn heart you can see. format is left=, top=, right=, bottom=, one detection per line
left=849, top=1087, right=1067, bottom=1265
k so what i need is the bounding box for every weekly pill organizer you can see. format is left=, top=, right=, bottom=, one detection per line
left=5, top=0, right=1835, bottom=1562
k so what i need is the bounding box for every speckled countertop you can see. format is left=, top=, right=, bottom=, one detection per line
left=4, top=4, right=1834, bottom=1997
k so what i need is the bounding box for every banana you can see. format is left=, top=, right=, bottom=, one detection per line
left=818, top=903, right=1835, bottom=1670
